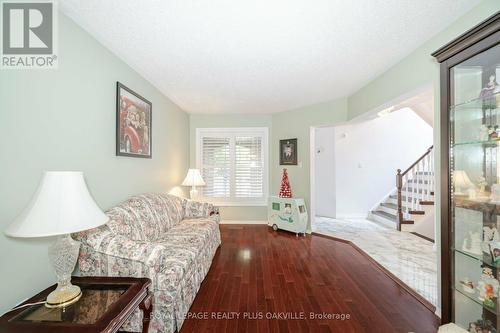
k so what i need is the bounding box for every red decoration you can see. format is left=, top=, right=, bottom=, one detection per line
left=279, top=168, right=292, bottom=198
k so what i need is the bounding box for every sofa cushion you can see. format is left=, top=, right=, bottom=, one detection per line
left=153, top=218, right=220, bottom=272
left=106, top=193, right=186, bottom=241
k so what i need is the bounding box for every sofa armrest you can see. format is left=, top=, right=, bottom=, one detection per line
left=184, top=199, right=216, bottom=219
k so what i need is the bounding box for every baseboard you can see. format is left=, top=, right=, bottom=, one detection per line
left=410, top=232, right=435, bottom=243
left=220, top=220, right=268, bottom=225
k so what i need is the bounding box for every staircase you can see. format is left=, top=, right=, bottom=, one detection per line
left=370, top=146, right=435, bottom=235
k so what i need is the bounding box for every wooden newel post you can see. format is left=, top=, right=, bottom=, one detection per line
left=396, top=169, right=403, bottom=231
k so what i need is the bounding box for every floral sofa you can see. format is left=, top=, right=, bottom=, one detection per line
left=74, top=193, right=221, bottom=333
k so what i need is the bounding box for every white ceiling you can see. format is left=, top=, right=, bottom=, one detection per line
left=60, top=0, right=479, bottom=114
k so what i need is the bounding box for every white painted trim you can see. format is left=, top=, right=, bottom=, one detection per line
left=195, top=127, right=269, bottom=206
left=309, top=126, right=316, bottom=228
left=434, top=306, right=441, bottom=318
left=220, top=220, right=268, bottom=225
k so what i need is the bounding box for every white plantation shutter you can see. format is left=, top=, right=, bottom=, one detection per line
left=201, top=137, right=230, bottom=198
left=235, top=136, right=263, bottom=198
left=197, top=128, right=268, bottom=205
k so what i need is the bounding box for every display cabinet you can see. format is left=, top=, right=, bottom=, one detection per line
left=433, top=12, right=500, bottom=330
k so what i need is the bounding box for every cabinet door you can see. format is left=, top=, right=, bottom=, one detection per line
left=450, top=43, right=500, bottom=330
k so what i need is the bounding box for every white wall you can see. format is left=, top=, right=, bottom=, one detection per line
left=333, top=108, right=433, bottom=218
left=411, top=209, right=435, bottom=241
left=314, top=127, right=336, bottom=217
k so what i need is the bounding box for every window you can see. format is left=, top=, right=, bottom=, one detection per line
left=196, top=128, right=268, bottom=206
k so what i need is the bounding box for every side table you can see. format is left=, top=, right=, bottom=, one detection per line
left=0, top=276, right=152, bottom=333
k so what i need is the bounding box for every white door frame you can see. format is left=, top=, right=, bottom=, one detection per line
left=309, top=126, right=316, bottom=228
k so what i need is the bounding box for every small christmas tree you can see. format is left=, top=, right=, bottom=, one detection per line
left=279, top=168, right=292, bottom=198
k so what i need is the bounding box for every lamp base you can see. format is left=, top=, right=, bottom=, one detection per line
left=46, top=284, right=82, bottom=308
left=46, top=234, right=82, bottom=308
left=190, top=187, right=200, bottom=200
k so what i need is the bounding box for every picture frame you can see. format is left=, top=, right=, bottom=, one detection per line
left=116, top=82, right=152, bottom=158
left=280, top=138, right=297, bottom=165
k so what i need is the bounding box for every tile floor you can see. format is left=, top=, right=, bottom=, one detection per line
left=313, top=216, right=437, bottom=307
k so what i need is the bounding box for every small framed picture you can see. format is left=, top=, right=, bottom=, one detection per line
left=490, top=241, right=500, bottom=263
left=116, top=82, right=152, bottom=158
left=280, top=138, right=297, bottom=165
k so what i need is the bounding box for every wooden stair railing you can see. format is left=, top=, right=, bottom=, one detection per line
left=396, top=145, right=434, bottom=231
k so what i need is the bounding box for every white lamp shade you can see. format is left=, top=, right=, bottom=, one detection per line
left=454, top=170, right=474, bottom=189
left=182, top=169, right=206, bottom=187
left=5, top=171, right=109, bottom=238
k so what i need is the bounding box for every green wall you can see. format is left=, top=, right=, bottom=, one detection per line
left=2, top=0, right=499, bottom=316
left=348, top=0, right=500, bottom=120
left=0, top=13, right=189, bottom=313
left=271, top=98, right=348, bottom=230
left=189, top=99, right=348, bottom=227
left=189, top=114, right=272, bottom=221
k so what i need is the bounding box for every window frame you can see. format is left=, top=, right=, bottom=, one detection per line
left=196, top=127, right=269, bottom=206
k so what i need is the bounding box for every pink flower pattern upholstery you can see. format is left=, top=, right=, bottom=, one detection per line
left=74, top=193, right=221, bottom=333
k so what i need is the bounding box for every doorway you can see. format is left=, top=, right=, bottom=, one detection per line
left=309, top=86, right=438, bottom=310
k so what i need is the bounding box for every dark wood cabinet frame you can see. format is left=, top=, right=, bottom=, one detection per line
left=432, top=11, right=500, bottom=324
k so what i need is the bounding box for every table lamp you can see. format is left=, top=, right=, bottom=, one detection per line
left=453, top=170, right=474, bottom=196
left=182, top=169, right=206, bottom=200
left=4, top=171, right=108, bottom=308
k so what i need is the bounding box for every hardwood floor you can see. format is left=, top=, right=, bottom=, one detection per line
left=180, top=225, right=440, bottom=333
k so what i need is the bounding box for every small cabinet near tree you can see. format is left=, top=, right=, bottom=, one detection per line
left=433, top=12, right=500, bottom=330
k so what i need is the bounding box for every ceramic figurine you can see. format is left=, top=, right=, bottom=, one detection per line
left=480, top=74, right=499, bottom=98
left=484, top=226, right=494, bottom=253
left=494, top=126, right=500, bottom=140
left=462, top=232, right=483, bottom=255
left=469, top=319, right=498, bottom=333
left=482, top=267, right=495, bottom=279
left=477, top=175, right=487, bottom=193
left=488, top=125, right=495, bottom=140
left=490, top=241, right=500, bottom=263
left=477, top=277, right=499, bottom=309
left=460, top=278, right=475, bottom=294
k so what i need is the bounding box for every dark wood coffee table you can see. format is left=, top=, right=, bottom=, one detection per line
left=0, top=277, right=152, bottom=333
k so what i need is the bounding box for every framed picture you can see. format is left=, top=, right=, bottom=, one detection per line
left=116, top=82, right=152, bottom=158
left=280, top=138, right=297, bottom=165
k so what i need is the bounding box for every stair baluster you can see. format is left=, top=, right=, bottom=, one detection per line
left=395, top=145, right=433, bottom=231
left=416, top=161, right=420, bottom=212
left=396, top=169, right=403, bottom=231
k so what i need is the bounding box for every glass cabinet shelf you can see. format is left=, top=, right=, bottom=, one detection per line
left=453, top=140, right=499, bottom=147
left=451, top=92, right=500, bottom=111
left=454, top=248, right=499, bottom=268
left=454, top=197, right=500, bottom=215
left=454, top=287, right=499, bottom=316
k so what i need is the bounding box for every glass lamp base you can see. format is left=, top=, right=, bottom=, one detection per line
left=190, top=187, right=200, bottom=200
left=46, top=284, right=82, bottom=308
left=46, top=234, right=81, bottom=308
